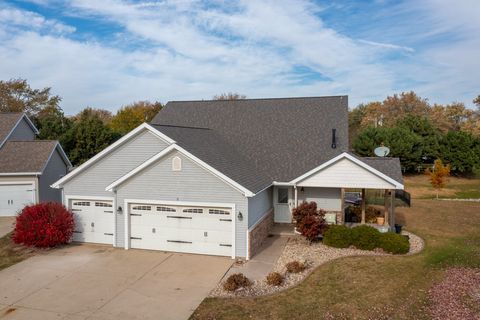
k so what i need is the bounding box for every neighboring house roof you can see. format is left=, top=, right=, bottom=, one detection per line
left=0, top=112, right=39, bottom=148
left=151, top=96, right=349, bottom=193
left=0, top=140, right=71, bottom=175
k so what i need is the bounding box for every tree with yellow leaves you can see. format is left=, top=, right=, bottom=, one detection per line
left=425, top=159, right=451, bottom=199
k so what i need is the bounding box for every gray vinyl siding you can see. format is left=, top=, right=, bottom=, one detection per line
left=247, top=186, right=273, bottom=228
left=298, top=187, right=341, bottom=211
left=116, top=151, right=249, bottom=257
left=62, top=130, right=169, bottom=198
left=8, top=118, right=36, bottom=141
left=39, top=149, right=68, bottom=203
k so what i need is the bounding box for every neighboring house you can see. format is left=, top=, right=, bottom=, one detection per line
left=52, top=96, right=403, bottom=259
left=0, top=113, right=72, bottom=216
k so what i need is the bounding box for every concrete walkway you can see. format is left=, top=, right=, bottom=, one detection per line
left=0, top=244, right=232, bottom=320
left=0, top=217, right=15, bottom=238
left=226, top=235, right=289, bottom=281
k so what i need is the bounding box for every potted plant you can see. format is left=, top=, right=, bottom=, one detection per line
left=376, top=216, right=385, bottom=225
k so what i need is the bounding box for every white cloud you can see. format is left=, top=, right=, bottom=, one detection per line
left=0, top=0, right=478, bottom=115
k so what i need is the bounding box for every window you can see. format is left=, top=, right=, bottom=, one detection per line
left=132, top=205, right=151, bottom=211
left=172, top=156, right=182, bottom=171
left=183, top=208, right=203, bottom=214
left=95, top=202, right=112, bottom=207
left=209, top=209, right=230, bottom=215
left=277, top=188, right=288, bottom=204
left=157, top=206, right=176, bottom=212
left=73, top=201, right=90, bottom=206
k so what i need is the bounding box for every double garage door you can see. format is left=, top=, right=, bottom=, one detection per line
left=70, top=199, right=114, bottom=245
left=129, top=202, right=233, bottom=257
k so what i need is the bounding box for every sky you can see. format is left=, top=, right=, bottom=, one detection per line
left=0, top=0, right=479, bottom=115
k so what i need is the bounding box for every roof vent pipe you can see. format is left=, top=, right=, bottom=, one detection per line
left=331, top=129, right=337, bottom=149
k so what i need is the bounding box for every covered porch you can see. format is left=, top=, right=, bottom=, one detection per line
left=271, top=153, right=405, bottom=232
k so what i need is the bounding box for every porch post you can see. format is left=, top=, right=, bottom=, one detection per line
left=390, top=189, right=395, bottom=230
left=361, top=188, right=366, bottom=224
left=340, top=188, right=345, bottom=225
left=384, top=189, right=389, bottom=226
left=294, top=185, right=298, bottom=208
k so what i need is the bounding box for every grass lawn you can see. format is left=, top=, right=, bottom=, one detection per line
left=404, top=174, right=480, bottom=199
left=191, top=199, right=480, bottom=319
left=0, top=233, right=36, bottom=271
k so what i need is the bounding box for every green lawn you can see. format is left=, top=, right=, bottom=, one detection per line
left=191, top=199, right=480, bottom=319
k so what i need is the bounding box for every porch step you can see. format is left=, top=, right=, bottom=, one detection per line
left=270, top=223, right=298, bottom=237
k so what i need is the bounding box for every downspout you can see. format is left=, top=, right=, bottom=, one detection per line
left=294, top=185, right=298, bottom=208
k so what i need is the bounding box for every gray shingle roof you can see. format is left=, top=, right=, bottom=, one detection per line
left=360, top=157, right=404, bottom=185
left=152, top=125, right=272, bottom=192
left=151, top=96, right=349, bottom=193
left=0, top=140, right=58, bottom=174
left=0, top=113, right=23, bottom=145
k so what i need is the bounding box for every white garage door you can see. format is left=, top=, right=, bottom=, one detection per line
left=0, top=184, right=35, bottom=217
left=129, top=203, right=232, bottom=256
left=70, top=199, right=114, bottom=245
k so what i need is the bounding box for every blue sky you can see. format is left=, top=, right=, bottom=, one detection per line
left=1, top=0, right=479, bottom=115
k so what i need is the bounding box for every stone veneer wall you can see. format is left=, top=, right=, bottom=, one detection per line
left=248, top=209, right=274, bottom=259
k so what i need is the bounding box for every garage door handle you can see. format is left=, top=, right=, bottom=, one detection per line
left=104, top=233, right=113, bottom=236
left=167, top=240, right=192, bottom=244
left=219, top=244, right=232, bottom=247
left=130, top=237, right=142, bottom=240
left=104, top=210, right=113, bottom=213
left=219, top=219, right=232, bottom=222
left=131, top=214, right=142, bottom=216
left=91, top=222, right=94, bottom=227
left=73, top=231, right=82, bottom=233
left=167, top=216, right=192, bottom=219
left=72, top=209, right=82, bottom=212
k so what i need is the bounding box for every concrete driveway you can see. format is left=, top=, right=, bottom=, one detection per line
left=0, top=244, right=232, bottom=320
left=0, top=217, right=15, bottom=238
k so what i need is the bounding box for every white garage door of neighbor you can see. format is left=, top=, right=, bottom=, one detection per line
left=70, top=199, right=114, bottom=244
left=129, top=203, right=233, bottom=256
left=0, top=184, right=35, bottom=217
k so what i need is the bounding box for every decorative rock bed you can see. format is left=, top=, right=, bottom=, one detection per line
left=210, top=230, right=424, bottom=298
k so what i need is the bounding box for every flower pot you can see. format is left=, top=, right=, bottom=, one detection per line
left=376, top=217, right=385, bottom=225
left=395, top=224, right=403, bottom=234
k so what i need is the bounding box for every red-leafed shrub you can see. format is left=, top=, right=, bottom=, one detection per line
left=292, top=201, right=327, bottom=242
left=13, top=202, right=74, bottom=248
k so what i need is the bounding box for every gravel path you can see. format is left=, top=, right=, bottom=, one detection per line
left=210, top=230, right=424, bottom=298
left=426, top=268, right=480, bottom=320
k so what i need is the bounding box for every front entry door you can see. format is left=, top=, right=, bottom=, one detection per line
left=274, top=187, right=292, bottom=223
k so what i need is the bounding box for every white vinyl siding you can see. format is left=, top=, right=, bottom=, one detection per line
left=63, top=130, right=169, bottom=198
left=297, top=158, right=396, bottom=189
left=298, top=187, right=341, bottom=211
left=116, top=151, right=248, bottom=257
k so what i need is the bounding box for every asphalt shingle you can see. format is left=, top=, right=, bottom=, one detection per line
left=0, top=113, right=23, bottom=145
left=0, top=140, right=58, bottom=173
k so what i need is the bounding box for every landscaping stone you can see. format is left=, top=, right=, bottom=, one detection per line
left=210, top=230, right=424, bottom=298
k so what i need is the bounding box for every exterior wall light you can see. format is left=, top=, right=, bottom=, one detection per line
left=237, top=211, right=243, bottom=221
left=117, top=206, right=123, bottom=213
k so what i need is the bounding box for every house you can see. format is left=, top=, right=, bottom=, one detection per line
left=52, top=96, right=403, bottom=259
left=0, top=113, right=71, bottom=216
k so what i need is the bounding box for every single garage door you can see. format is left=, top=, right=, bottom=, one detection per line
left=129, top=203, right=232, bottom=256
left=70, top=199, right=114, bottom=244
left=0, top=184, right=35, bottom=216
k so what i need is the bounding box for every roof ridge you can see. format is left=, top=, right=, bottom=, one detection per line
left=152, top=124, right=211, bottom=130
left=167, top=95, right=347, bottom=104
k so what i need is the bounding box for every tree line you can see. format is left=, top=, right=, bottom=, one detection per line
left=0, top=79, right=162, bottom=165
left=350, top=92, right=480, bottom=175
